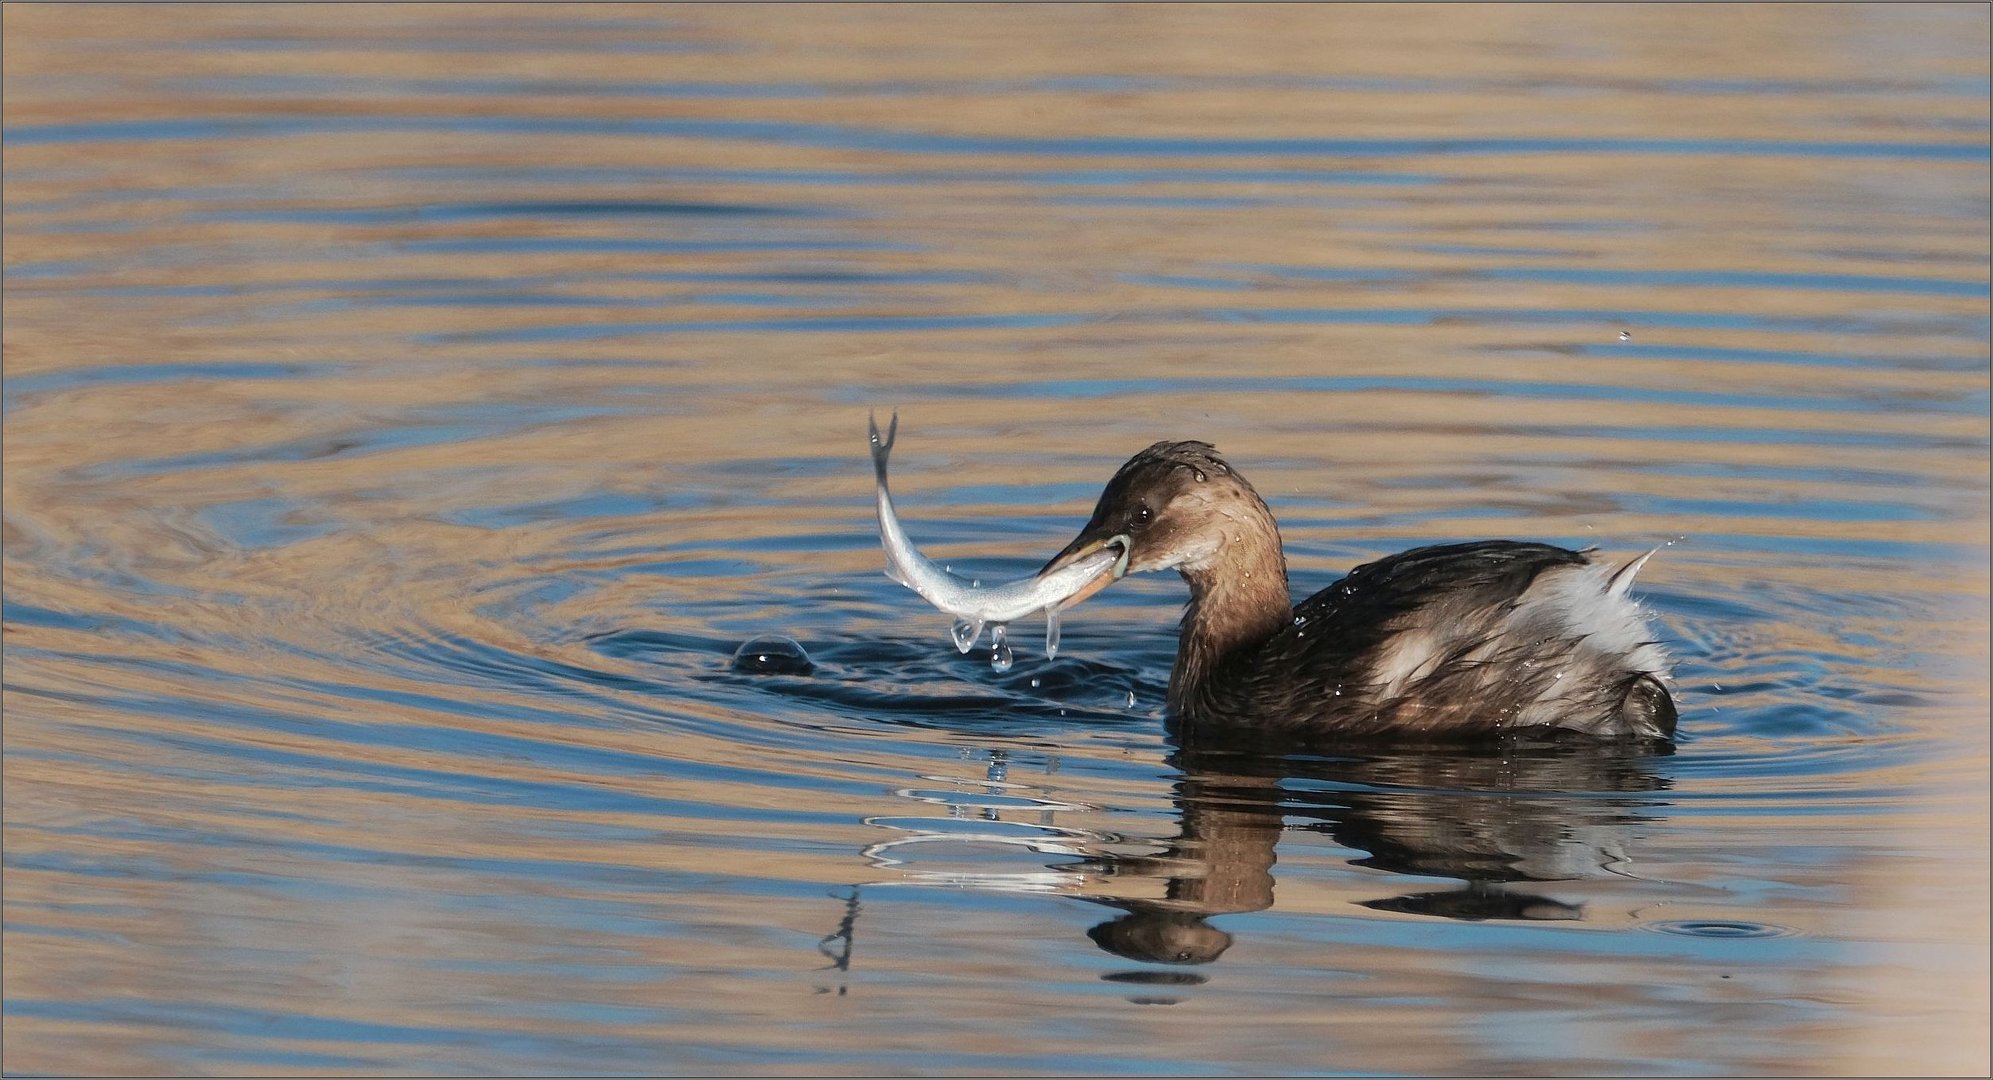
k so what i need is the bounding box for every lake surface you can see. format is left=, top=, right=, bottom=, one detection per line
left=4, top=5, right=1988, bottom=1075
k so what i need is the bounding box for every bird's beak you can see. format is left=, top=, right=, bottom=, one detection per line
left=1037, top=532, right=1132, bottom=608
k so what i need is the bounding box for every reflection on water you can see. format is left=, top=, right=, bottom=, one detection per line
left=5, top=4, right=1988, bottom=1075
left=1083, top=738, right=1672, bottom=975
left=867, top=735, right=1677, bottom=983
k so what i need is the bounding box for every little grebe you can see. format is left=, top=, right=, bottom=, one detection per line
left=1039, top=440, right=1676, bottom=740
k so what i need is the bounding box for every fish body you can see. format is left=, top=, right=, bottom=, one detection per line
left=870, top=411, right=1117, bottom=658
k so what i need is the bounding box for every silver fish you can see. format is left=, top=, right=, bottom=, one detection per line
left=870, top=411, right=1123, bottom=660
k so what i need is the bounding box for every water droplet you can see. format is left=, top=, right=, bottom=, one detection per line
left=951, top=618, right=984, bottom=653
left=971, top=579, right=981, bottom=589
left=1194, top=470, right=1207, bottom=482
left=1293, top=615, right=1307, bottom=625
left=730, top=635, right=813, bottom=675
left=1126, top=690, right=1137, bottom=708
left=989, top=624, right=1013, bottom=672
left=1619, top=331, right=1632, bottom=341
left=1044, top=606, right=1062, bottom=659
left=1030, top=677, right=1041, bottom=688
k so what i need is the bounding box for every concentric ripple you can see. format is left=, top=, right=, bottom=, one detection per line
left=4, top=5, right=1986, bottom=1076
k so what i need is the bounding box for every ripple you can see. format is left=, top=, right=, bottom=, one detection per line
left=7, top=7, right=1986, bottom=1074
left=1645, top=919, right=1796, bottom=939
left=11, top=115, right=1984, bottom=161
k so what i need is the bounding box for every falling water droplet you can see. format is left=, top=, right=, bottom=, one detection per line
left=1126, top=690, right=1137, bottom=708
left=951, top=618, right=984, bottom=653
left=1044, top=606, right=1062, bottom=659
left=1619, top=331, right=1632, bottom=341
left=989, top=624, right=1013, bottom=672
left=1030, top=677, right=1041, bottom=688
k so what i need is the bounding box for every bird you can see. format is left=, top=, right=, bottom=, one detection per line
left=1038, top=439, right=1676, bottom=741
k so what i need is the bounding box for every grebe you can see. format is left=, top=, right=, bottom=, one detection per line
left=1038, top=440, right=1677, bottom=740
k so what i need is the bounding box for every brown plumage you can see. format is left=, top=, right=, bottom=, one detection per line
left=1040, top=440, right=1676, bottom=741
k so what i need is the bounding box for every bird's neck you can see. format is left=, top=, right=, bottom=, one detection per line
left=1169, top=507, right=1291, bottom=712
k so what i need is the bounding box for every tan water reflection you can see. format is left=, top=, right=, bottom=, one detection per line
left=6, top=3, right=1988, bottom=1075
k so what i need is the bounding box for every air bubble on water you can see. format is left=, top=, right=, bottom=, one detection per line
left=951, top=618, right=984, bottom=653
left=730, top=635, right=813, bottom=675
left=989, top=623, right=1013, bottom=672
left=1045, top=606, right=1062, bottom=659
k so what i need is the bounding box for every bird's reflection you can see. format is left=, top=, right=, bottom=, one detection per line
left=1083, top=729, right=1674, bottom=967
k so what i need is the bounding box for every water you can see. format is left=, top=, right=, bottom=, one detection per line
left=987, top=623, right=1014, bottom=674
left=4, top=5, right=1987, bottom=1075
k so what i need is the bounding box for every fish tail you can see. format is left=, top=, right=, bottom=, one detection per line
left=867, top=409, right=898, bottom=480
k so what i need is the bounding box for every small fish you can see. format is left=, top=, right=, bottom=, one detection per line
left=870, top=411, right=1123, bottom=659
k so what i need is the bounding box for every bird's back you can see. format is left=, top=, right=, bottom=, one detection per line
left=1183, top=541, right=1675, bottom=740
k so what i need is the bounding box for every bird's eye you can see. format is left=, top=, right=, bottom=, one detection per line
left=1131, top=504, right=1154, bottom=528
